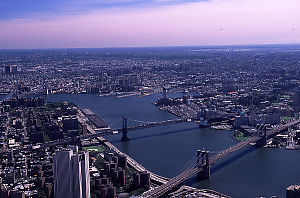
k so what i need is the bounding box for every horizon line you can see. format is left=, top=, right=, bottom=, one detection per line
left=1, top=43, right=300, bottom=51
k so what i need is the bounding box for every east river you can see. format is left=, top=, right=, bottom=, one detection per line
left=3, top=94, right=300, bottom=197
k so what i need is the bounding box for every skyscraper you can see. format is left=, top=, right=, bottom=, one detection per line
left=53, top=147, right=90, bottom=198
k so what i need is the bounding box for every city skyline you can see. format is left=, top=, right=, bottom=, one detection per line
left=1, top=0, right=300, bottom=49
left=1, top=1, right=300, bottom=196
left=1, top=43, right=300, bottom=197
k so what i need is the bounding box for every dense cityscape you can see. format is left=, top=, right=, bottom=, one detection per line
left=0, top=45, right=300, bottom=198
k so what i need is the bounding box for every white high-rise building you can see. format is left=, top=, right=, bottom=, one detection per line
left=53, top=147, right=90, bottom=198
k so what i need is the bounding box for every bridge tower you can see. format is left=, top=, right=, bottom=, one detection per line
left=121, top=117, right=129, bottom=141
left=256, top=124, right=267, bottom=147
left=196, top=149, right=210, bottom=180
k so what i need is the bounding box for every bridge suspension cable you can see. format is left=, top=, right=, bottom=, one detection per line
left=175, top=154, right=198, bottom=176
left=128, top=118, right=155, bottom=124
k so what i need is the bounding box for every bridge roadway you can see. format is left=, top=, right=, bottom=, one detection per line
left=79, top=117, right=186, bottom=140
left=1, top=89, right=43, bottom=101
left=142, top=118, right=300, bottom=197
left=126, top=118, right=187, bottom=131
left=18, top=89, right=43, bottom=98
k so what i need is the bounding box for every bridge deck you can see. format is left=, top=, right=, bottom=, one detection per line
left=79, top=118, right=186, bottom=140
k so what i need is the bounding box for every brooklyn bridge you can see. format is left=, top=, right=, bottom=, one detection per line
left=141, top=119, right=300, bottom=197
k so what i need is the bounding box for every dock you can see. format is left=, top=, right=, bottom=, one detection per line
left=82, top=108, right=108, bottom=128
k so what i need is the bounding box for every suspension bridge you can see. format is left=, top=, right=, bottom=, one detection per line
left=1, top=88, right=43, bottom=101
left=78, top=115, right=187, bottom=142
left=142, top=118, right=300, bottom=197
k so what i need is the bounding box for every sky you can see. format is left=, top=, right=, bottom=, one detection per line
left=0, top=0, right=300, bottom=49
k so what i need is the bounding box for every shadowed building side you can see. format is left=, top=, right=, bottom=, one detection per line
left=53, top=147, right=90, bottom=198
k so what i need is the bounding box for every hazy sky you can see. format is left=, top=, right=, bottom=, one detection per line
left=0, top=0, right=299, bottom=49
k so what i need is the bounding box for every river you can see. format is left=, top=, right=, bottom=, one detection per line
left=43, top=93, right=300, bottom=198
